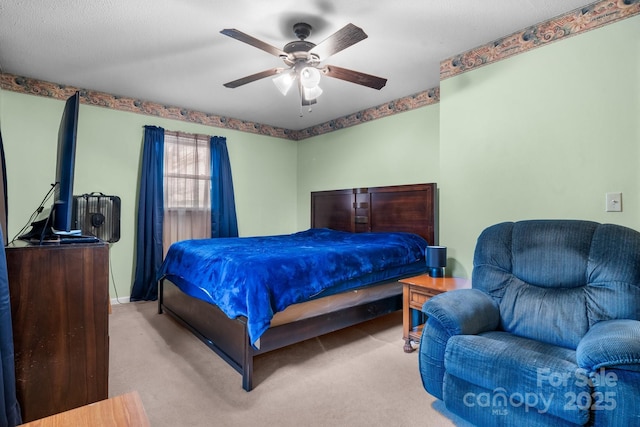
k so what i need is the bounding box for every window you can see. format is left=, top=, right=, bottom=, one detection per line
left=162, top=131, right=211, bottom=253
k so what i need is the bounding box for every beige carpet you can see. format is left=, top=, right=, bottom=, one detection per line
left=108, top=301, right=469, bottom=426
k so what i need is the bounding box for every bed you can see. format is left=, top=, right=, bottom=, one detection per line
left=157, top=183, right=437, bottom=391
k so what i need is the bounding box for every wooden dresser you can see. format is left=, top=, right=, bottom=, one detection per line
left=6, top=242, right=110, bottom=423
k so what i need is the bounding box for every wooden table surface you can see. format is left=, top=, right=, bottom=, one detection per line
left=20, top=391, right=150, bottom=427
left=398, top=275, right=471, bottom=292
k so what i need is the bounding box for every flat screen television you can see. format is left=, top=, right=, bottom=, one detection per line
left=18, top=91, right=100, bottom=244
left=51, top=91, right=80, bottom=234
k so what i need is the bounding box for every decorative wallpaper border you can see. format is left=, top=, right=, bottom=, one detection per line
left=2, top=0, right=637, bottom=141
left=0, top=72, right=438, bottom=141
left=289, top=88, right=440, bottom=140
left=440, top=0, right=640, bottom=80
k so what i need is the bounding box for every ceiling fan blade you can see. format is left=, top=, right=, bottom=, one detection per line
left=223, top=68, right=283, bottom=88
left=323, top=65, right=387, bottom=90
left=221, top=28, right=287, bottom=57
left=310, top=23, right=368, bottom=59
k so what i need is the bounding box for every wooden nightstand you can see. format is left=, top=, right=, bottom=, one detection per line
left=399, top=274, right=470, bottom=353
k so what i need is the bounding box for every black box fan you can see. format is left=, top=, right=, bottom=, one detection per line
left=72, top=193, right=121, bottom=243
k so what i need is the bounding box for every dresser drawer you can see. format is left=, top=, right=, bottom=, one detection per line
left=409, top=287, right=439, bottom=309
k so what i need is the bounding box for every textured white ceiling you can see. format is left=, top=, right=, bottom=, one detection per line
left=1, top=0, right=593, bottom=130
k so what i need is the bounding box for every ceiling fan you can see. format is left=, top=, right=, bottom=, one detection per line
left=220, top=22, right=387, bottom=106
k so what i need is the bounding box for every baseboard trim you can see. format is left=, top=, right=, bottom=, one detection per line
left=111, top=297, right=130, bottom=306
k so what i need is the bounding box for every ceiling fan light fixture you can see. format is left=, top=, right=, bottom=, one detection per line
left=303, top=85, right=323, bottom=101
left=273, top=71, right=296, bottom=96
left=299, top=66, right=321, bottom=89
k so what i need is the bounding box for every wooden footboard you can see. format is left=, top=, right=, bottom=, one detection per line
left=158, top=279, right=251, bottom=385
left=159, top=278, right=402, bottom=391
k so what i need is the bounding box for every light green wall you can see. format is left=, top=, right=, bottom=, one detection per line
left=0, top=91, right=298, bottom=299
left=439, top=15, right=640, bottom=278
left=296, top=106, right=441, bottom=231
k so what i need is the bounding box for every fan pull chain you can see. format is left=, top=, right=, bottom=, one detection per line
left=298, top=88, right=313, bottom=117
left=299, top=88, right=304, bottom=117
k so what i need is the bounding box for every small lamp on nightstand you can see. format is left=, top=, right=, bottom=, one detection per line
left=426, top=245, right=447, bottom=277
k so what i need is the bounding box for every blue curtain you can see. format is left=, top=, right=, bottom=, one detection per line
left=210, top=136, right=238, bottom=238
left=0, top=225, right=21, bottom=427
left=131, top=126, right=164, bottom=301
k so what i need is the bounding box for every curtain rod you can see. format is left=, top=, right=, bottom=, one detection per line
left=164, top=130, right=213, bottom=140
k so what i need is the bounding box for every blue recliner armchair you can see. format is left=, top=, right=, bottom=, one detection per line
left=419, top=220, right=640, bottom=426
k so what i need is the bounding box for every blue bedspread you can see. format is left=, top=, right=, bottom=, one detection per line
left=157, top=228, right=428, bottom=345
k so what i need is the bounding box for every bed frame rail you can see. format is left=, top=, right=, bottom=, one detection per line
left=160, top=279, right=402, bottom=391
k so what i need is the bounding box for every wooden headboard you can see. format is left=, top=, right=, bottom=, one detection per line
left=311, top=183, right=437, bottom=245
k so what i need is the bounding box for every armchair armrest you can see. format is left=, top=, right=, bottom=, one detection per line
left=422, top=288, right=500, bottom=336
left=576, top=319, right=640, bottom=371
left=419, top=289, right=499, bottom=399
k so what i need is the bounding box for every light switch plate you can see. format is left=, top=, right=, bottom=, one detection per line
left=605, top=192, right=622, bottom=212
